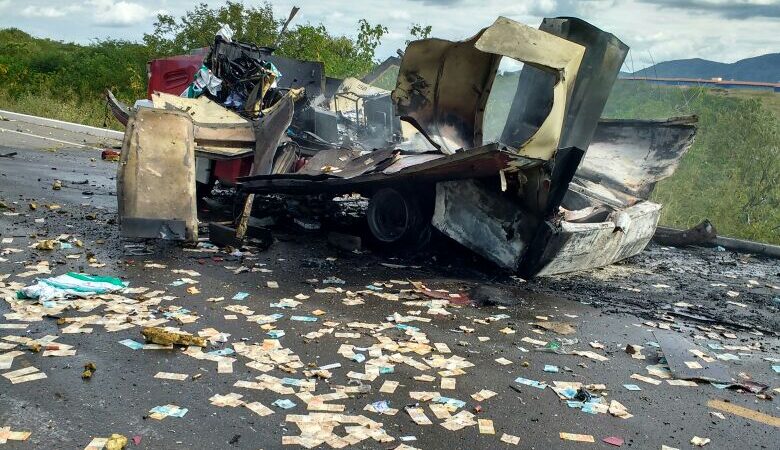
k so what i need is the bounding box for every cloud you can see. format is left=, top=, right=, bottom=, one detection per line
left=20, top=5, right=81, bottom=18
left=639, top=0, right=780, bottom=19
left=0, top=0, right=776, bottom=70
left=88, top=0, right=156, bottom=27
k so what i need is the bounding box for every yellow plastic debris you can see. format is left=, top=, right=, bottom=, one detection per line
left=105, top=433, right=128, bottom=450
left=141, top=327, right=206, bottom=347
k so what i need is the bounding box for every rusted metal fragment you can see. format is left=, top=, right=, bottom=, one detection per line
left=105, top=89, right=130, bottom=126
left=653, top=220, right=717, bottom=247
left=117, top=108, right=198, bottom=241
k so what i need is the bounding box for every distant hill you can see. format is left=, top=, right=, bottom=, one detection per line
left=623, top=53, right=780, bottom=83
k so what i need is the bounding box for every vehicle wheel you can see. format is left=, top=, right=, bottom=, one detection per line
left=367, top=187, right=433, bottom=249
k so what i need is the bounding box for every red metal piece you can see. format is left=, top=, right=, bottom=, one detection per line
left=146, top=54, right=202, bottom=99
left=147, top=50, right=254, bottom=184
left=101, top=149, right=120, bottom=161
left=213, top=158, right=254, bottom=186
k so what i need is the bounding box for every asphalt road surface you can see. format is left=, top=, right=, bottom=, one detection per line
left=1, top=117, right=779, bottom=449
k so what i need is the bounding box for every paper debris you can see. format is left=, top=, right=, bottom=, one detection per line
left=603, top=436, right=625, bottom=446
left=380, top=380, right=399, bottom=394
left=210, top=393, right=245, bottom=407
left=3, top=366, right=47, bottom=384
left=272, top=398, right=296, bottom=409
left=630, top=373, right=662, bottom=385
left=560, top=433, right=595, bottom=443
left=514, top=376, right=547, bottom=389
left=148, top=404, right=188, bottom=419
left=534, top=321, right=575, bottom=335
left=406, top=407, right=433, bottom=425
left=154, top=372, right=188, bottom=381
left=0, top=426, right=31, bottom=443
left=244, top=401, right=273, bottom=417
left=471, top=389, right=497, bottom=402
left=477, top=419, right=495, bottom=434
left=500, top=433, right=520, bottom=445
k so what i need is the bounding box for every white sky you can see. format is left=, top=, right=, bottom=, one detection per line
left=1, top=0, right=778, bottom=70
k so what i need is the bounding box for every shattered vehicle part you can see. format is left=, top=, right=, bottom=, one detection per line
left=107, top=90, right=255, bottom=160
left=524, top=117, right=697, bottom=276
left=392, top=17, right=584, bottom=157
left=653, top=220, right=717, bottom=247
left=652, top=331, right=732, bottom=384
left=567, top=117, right=698, bottom=203
left=432, top=179, right=535, bottom=270
left=105, top=90, right=130, bottom=126
left=250, top=90, right=299, bottom=176
left=117, top=108, right=198, bottom=241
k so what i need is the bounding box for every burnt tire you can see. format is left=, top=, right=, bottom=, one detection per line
left=367, top=187, right=433, bottom=250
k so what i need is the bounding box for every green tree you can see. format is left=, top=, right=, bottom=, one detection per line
left=603, top=81, right=780, bottom=243
left=406, top=23, right=432, bottom=45
left=142, top=1, right=387, bottom=79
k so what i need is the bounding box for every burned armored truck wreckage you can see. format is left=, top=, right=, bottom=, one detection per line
left=238, top=17, right=697, bottom=276
left=116, top=17, right=696, bottom=277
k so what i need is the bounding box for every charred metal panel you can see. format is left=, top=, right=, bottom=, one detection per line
left=251, top=93, right=296, bottom=176
left=538, top=18, right=628, bottom=151
left=392, top=17, right=584, bottom=158
left=240, top=144, right=539, bottom=195
left=499, top=17, right=626, bottom=156
left=573, top=117, right=697, bottom=200
left=267, top=55, right=325, bottom=98
left=432, top=179, right=537, bottom=270
left=474, top=18, right=584, bottom=160
left=527, top=201, right=661, bottom=276
left=117, top=108, right=198, bottom=241
left=392, top=34, right=499, bottom=153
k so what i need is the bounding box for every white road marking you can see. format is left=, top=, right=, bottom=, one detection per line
left=0, top=127, right=103, bottom=150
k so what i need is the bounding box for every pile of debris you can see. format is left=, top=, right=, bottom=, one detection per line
left=110, top=16, right=699, bottom=279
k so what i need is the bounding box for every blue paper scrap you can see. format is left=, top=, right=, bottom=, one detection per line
left=267, top=330, right=285, bottom=339
left=290, top=315, right=317, bottom=322
left=272, top=399, right=296, bottom=409
left=119, top=339, right=144, bottom=350
left=282, top=378, right=304, bottom=387
left=150, top=405, right=188, bottom=417
left=207, top=348, right=235, bottom=356
left=514, top=376, right=547, bottom=389
left=433, top=396, right=466, bottom=409
left=372, top=401, right=390, bottom=413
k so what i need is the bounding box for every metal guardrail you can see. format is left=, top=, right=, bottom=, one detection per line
left=0, top=109, right=124, bottom=140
